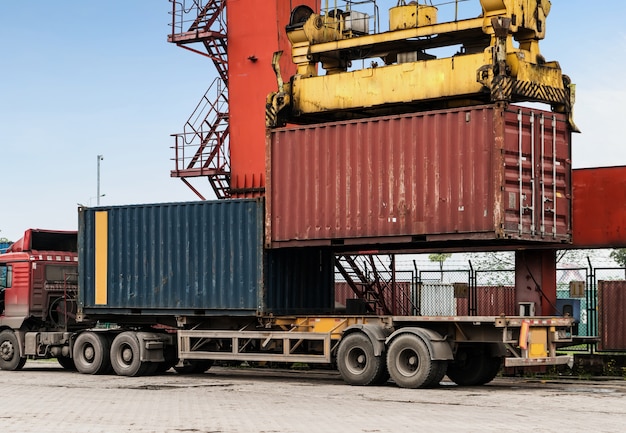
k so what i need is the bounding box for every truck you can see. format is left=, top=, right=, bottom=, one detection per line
left=0, top=200, right=575, bottom=388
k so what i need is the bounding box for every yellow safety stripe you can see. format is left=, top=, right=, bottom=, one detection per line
left=94, top=211, right=108, bottom=305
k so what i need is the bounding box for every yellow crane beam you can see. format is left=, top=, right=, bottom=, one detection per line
left=267, top=0, right=576, bottom=131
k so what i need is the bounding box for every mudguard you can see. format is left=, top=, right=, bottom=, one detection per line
left=341, top=324, right=392, bottom=357
left=386, top=327, right=454, bottom=361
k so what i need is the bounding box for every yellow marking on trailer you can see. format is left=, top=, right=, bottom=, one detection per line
left=519, top=320, right=530, bottom=350
left=529, top=328, right=548, bottom=358
left=95, top=211, right=108, bottom=305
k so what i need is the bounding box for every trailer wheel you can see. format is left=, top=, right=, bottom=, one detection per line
left=57, top=356, right=76, bottom=371
left=479, top=357, right=503, bottom=385
left=336, top=332, right=387, bottom=386
left=447, top=346, right=502, bottom=386
left=110, top=332, right=149, bottom=377
left=0, top=330, right=26, bottom=371
left=174, top=360, right=214, bottom=374
left=372, top=356, right=391, bottom=385
left=142, top=362, right=160, bottom=376
left=73, top=332, right=111, bottom=375
left=386, top=334, right=445, bottom=389
left=155, top=346, right=178, bottom=373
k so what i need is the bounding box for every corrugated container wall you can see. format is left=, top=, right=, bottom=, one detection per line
left=0, top=242, right=11, bottom=254
left=597, top=280, right=626, bottom=351
left=456, top=286, right=517, bottom=316
left=78, top=199, right=333, bottom=318
left=572, top=166, right=626, bottom=248
left=267, top=104, right=572, bottom=250
left=335, top=281, right=414, bottom=316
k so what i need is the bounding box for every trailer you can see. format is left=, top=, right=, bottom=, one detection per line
left=0, top=200, right=574, bottom=388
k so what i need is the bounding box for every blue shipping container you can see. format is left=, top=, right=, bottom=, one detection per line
left=0, top=242, right=11, bottom=254
left=78, top=199, right=333, bottom=318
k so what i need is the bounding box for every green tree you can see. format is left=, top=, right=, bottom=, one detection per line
left=468, top=250, right=611, bottom=270
left=429, top=253, right=452, bottom=281
left=468, top=252, right=514, bottom=271
left=609, top=249, right=626, bottom=267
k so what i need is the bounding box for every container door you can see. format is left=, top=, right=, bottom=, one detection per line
left=502, top=108, right=571, bottom=242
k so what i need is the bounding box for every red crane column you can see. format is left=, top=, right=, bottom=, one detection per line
left=515, top=250, right=558, bottom=316
left=227, top=0, right=318, bottom=197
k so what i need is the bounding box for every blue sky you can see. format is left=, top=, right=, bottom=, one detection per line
left=1, top=1, right=625, bottom=242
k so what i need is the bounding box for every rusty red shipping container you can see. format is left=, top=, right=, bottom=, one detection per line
left=267, top=104, right=572, bottom=249
left=456, top=286, right=516, bottom=316
left=572, top=166, right=626, bottom=248
left=334, top=281, right=413, bottom=316
left=597, top=280, right=626, bottom=351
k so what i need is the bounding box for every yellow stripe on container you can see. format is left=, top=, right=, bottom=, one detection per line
left=95, top=211, right=108, bottom=305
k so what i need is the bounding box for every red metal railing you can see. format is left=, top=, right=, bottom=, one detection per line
left=168, top=0, right=230, bottom=199
left=171, top=78, right=230, bottom=199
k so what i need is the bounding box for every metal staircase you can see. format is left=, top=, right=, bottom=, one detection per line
left=171, top=78, right=230, bottom=199
left=169, top=0, right=230, bottom=199
left=335, top=255, right=417, bottom=316
left=335, top=255, right=392, bottom=315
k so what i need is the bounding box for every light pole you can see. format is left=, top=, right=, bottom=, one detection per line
left=97, top=155, right=104, bottom=206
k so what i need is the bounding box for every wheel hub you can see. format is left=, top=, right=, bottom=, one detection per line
left=398, top=349, right=419, bottom=375
left=84, top=346, right=95, bottom=362
left=0, top=341, right=14, bottom=361
left=348, top=348, right=367, bottom=372
left=122, top=347, right=133, bottom=363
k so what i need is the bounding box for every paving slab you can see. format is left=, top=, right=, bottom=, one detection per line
left=0, top=361, right=624, bottom=433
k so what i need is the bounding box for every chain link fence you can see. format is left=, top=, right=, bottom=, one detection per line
left=334, top=256, right=626, bottom=352
left=591, top=268, right=626, bottom=352
left=416, top=266, right=626, bottom=352
left=416, top=269, right=471, bottom=316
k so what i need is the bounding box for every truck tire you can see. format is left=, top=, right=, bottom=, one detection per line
left=336, top=332, right=387, bottom=386
left=174, top=360, right=214, bottom=374
left=57, top=356, right=77, bottom=371
left=110, top=331, right=149, bottom=377
left=155, top=346, right=178, bottom=373
left=447, top=346, right=502, bottom=386
left=479, top=357, right=503, bottom=385
left=73, top=332, right=112, bottom=375
left=372, top=356, right=391, bottom=385
left=0, top=330, right=26, bottom=371
left=386, top=333, right=446, bottom=389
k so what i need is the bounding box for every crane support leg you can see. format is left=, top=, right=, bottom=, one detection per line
left=515, top=250, right=557, bottom=316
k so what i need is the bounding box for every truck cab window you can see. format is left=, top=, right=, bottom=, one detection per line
left=0, top=264, right=10, bottom=314
left=45, top=265, right=77, bottom=284
left=0, top=264, right=10, bottom=289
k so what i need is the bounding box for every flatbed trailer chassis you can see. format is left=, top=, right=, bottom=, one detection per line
left=175, top=315, right=574, bottom=388
left=2, top=314, right=573, bottom=389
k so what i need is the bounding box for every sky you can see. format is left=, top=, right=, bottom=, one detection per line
left=1, top=0, right=625, bottom=245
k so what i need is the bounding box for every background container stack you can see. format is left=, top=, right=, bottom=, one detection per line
left=0, top=242, right=11, bottom=254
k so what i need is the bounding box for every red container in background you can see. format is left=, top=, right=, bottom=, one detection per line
left=334, top=281, right=413, bottom=316
left=597, top=280, right=626, bottom=351
left=572, top=166, right=626, bottom=248
left=267, top=104, right=572, bottom=249
left=456, top=286, right=517, bottom=316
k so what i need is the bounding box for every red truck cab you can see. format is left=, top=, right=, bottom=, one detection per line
left=0, top=229, right=78, bottom=370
